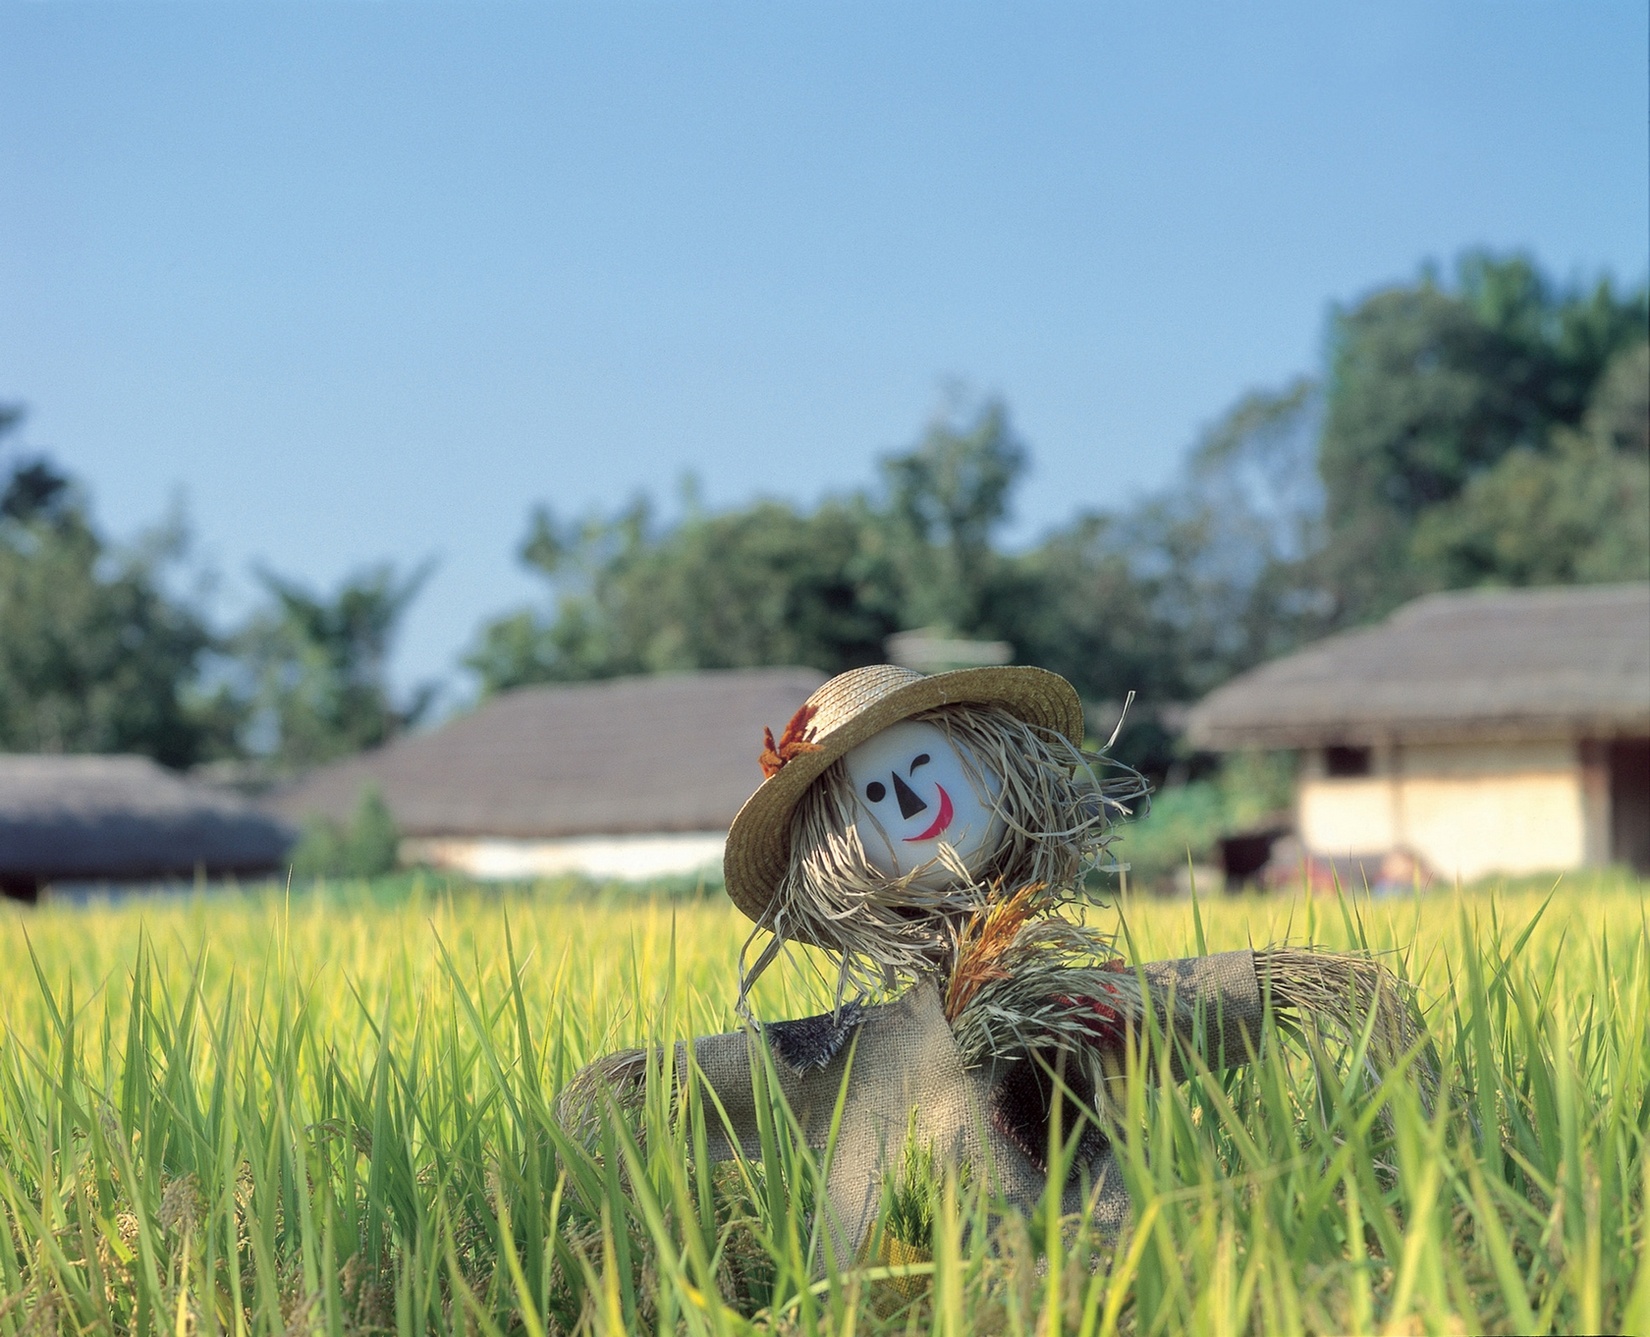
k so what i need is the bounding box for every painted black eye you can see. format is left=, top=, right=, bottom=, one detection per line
left=910, top=753, right=931, bottom=772
left=865, top=781, right=886, bottom=803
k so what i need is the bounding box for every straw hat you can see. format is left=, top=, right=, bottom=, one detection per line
left=722, top=663, right=1085, bottom=924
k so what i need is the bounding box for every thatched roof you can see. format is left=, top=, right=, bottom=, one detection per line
left=0, top=755, right=295, bottom=881
left=1186, top=583, right=1650, bottom=749
left=267, top=667, right=830, bottom=839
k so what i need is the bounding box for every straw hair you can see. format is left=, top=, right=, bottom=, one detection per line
left=722, top=664, right=1087, bottom=924
left=739, top=701, right=1144, bottom=1005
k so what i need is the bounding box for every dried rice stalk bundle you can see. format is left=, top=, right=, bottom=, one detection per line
left=942, top=897, right=1435, bottom=1118
left=1255, top=947, right=1440, bottom=1110
left=943, top=889, right=1170, bottom=1071
left=943, top=882, right=1045, bottom=1021
left=554, top=1047, right=648, bottom=1145
left=756, top=703, right=1145, bottom=1004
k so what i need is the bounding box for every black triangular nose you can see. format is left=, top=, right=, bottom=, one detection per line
left=891, top=771, right=928, bottom=820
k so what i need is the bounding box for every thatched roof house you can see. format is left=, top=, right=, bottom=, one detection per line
left=1186, top=584, right=1650, bottom=882
left=268, top=667, right=828, bottom=880
left=0, top=755, right=295, bottom=900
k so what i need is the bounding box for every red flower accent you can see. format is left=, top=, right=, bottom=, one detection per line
left=1056, top=993, right=1124, bottom=1045
left=759, top=704, right=824, bottom=779
left=1057, top=960, right=1129, bottom=1046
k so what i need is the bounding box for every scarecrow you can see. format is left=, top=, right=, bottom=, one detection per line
left=566, top=664, right=1429, bottom=1259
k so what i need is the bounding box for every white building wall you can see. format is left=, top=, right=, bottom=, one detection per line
left=400, top=831, right=726, bottom=881
left=1297, top=778, right=1398, bottom=855
left=1298, top=738, right=1595, bottom=882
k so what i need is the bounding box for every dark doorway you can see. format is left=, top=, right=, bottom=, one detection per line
left=1324, top=745, right=1372, bottom=778
left=1610, top=739, right=1650, bottom=874
left=1219, top=826, right=1291, bottom=890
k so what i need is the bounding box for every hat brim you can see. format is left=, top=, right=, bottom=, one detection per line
left=722, top=665, right=1085, bottom=926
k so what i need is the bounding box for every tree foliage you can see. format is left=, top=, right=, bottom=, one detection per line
left=466, top=402, right=1026, bottom=692
left=467, top=389, right=1339, bottom=715
left=235, top=562, right=436, bottom=771
left=0, top=413, right=229, bottom=767
left=1410, top=341, right=1649, bottom=588
left=1318, top=254, right=1648, bottom=618
left=881, top=399, right=1027, bottom=633
left=469, top=251, right=1645, bottom=785
left=0, top=403, right=434, bottom=773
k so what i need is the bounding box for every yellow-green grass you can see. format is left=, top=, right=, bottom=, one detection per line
left=1, top=878, right=1646, bottom=1334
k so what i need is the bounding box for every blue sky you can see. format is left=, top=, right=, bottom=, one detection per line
left=2, top=1, right=1646, bottom=703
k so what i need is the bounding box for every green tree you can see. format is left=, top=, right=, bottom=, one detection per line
left=993, top=510, right=1177, bottom=701
left=466, top=400, right=1032, bottom=694
left=1317, top=253, right=1648, bottom=619
left=881, top=398, right=1027, bottom=634
left=467, top=495, right=903, bottom=691
left=1411, top=341, right=1649, bottom=587
left=464, top=255, right=1645, bottom=787
left=995, top=381, right=1335, bottom=776
left=464, top=391, right=1327, bottom=784
left=1011, top=380, right=1328, bottom=694
left=0, top=412, right=231, bottom=766
left=238, top=562, right=435, bottom=769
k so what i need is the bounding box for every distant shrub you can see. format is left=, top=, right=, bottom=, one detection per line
left=1106, top=751, right=1295, bottom=892
left=1107, top=782, right=1227, bottom=890
left=289, top=784, right=400, bottom=879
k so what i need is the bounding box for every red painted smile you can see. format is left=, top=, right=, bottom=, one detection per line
left=904, top=785, right=954, bottom=842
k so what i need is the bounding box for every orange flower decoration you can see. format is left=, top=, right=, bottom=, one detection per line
left=759, top=704, right=824, bottom=779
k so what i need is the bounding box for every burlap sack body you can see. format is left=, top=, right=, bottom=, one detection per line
left=671, top=949, right=1268, bottom=1259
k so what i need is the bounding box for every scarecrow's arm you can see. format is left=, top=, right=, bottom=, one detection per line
left=555, top=1019, right=847, bottom=1158
left=1075, top=948, right=1431, bottom=1093
left=558, top=949, right=1430, bottom=1153
left=1134, top=950, right=1268, bottom=1075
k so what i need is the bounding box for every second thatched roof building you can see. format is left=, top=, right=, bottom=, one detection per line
left=267, top=667, right=828, bottom=880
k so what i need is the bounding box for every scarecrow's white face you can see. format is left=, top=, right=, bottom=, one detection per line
left=843, top=719, right=1006, bottom=889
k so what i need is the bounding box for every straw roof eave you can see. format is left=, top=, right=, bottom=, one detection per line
left=0, top=755, right=294, bottom=879
left=1189, top=709, right=1650, bottom=752
left=266, top=667, right=832, bottom=839
left=1185, top=583, right=1650, bottom=753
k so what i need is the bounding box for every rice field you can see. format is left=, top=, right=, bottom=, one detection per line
left=1, top=874, right=1646, bottom=1334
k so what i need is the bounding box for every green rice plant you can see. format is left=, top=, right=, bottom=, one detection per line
left=0, top=879, right=1644, bottom=1333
